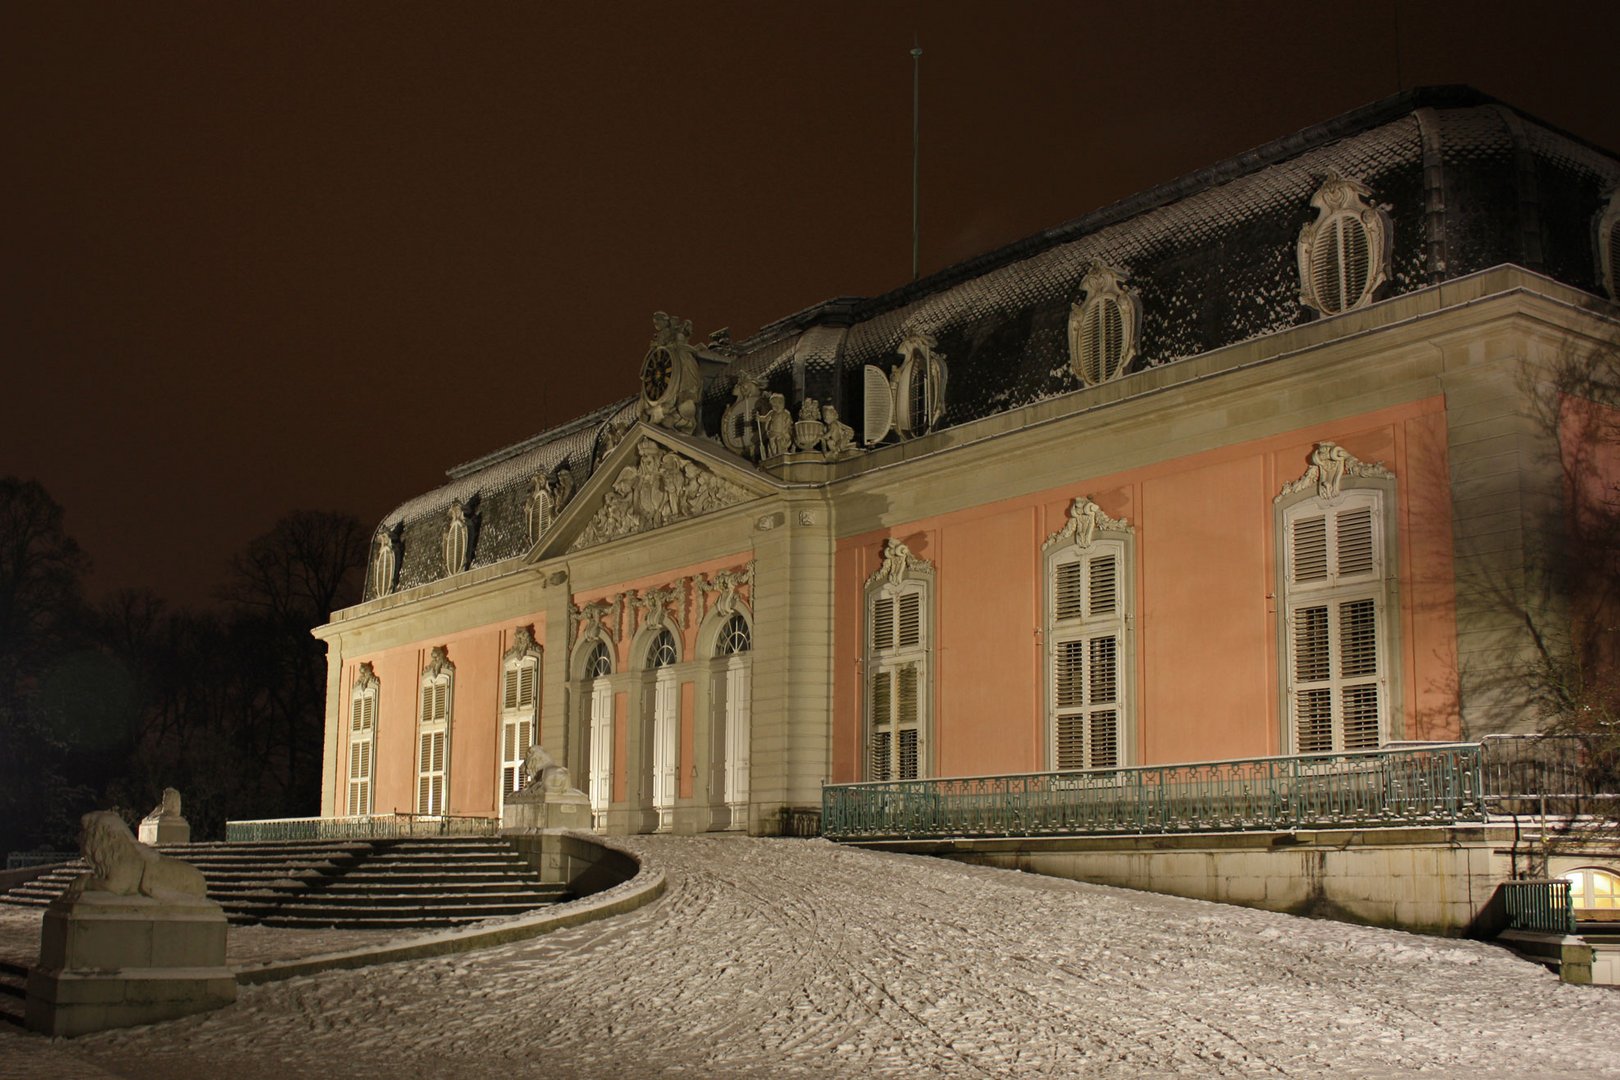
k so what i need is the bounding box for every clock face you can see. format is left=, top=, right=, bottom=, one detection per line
left=642, top=347, right=674, bottom=402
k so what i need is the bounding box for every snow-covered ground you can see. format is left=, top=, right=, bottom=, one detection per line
left=4, top=835, right=1618, bottom=1078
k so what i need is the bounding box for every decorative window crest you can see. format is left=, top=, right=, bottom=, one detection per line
left=424, top=644, right=455, bottom=679
left=1297, top=173, right=1392, bottom=316
left=573, top=599, right=615, bottom=647
left=569, top=440, right=751, bottom=551
left=864, top=331, right=948, bottom=445
left=635, top=584, right=684, bottom=633
left=443, top=497, right=478, bottom=575
left=504, top=625, right=542, bottom=664
left=1277, top=442, right=1395, bottom=502
left=1068, top=263, right=1141, bottom=387
left=369, top=524, right=402, bottom=598
left=1598, top=186, right=1620, bottom=302
left=354, top=661, right=379, bottom=693
left=866, top=538, right=935, bottom=593
left=708, top=566, right=751, bottom=617
left=1043, top=497, right=1134, bottom=553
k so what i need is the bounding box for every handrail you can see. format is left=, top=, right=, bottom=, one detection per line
left=226, top=813, right=500, bottom=842
left=822, top=744, right=1486, bottom=841
left=1502, top=879, right=1577, bottom=935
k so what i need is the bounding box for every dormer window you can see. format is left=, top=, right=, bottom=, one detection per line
left=369, top=527, right=399, bottom=598
left=443, top=500, right=471, bottom=575
left=1598, top=187, right=1620, bottom=301
left=1297, top=174, right=1392, bottom=316
left=863, top=332, right=948, bottom=445
left=1068, top=263, right=1140, bottom=387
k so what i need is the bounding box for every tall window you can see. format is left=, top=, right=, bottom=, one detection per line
left=865, top=539, right=933, bottom=781
left=417, top=647, right=454, bottom=815
left=1598, top=187, right=1620, bottom=302
left=584, top=638, right=614, bottom=829
left=369, top=529, right=397, bottom=598
left=715, top=612, right=752, bottom=829
left=499, top=628, right=541, bottom=808
left=647, top=628, right=680, bottom=830
left=1277, top=444, right=1397, bottom=754
left=1044, top=498, right=1134, bottom=770
left=1564, top=867, right=1620, bottom=912
left=347, top=663, right=378, bottom=816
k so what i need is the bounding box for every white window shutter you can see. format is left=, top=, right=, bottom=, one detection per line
left=863, top=365, right=895, bottom=445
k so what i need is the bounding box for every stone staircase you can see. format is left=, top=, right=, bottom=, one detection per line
left=0, top=837, right=568, bottom=930
left=0, top=958, right=24, bottom=1029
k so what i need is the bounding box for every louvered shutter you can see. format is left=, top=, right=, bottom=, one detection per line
left=863, top=365, right=895, bottom=445
left=897, top=593, right=921, bottom=648
left=869, top=669, right=893, bottom=779
left=1284, top=492, right=1387, bottom=753
left=503, top=668, right=519, bottom=710
left=1049, top=543, right=1127, bottom=769
left=872, top=596, right=895, bottom=651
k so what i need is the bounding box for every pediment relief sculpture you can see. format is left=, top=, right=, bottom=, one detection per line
left=866, top=537, right=935, bottom=593
left=569, top=439, right=751, bottom=551
left=1043, top=497, right=1133, bottom=552
left=1277, top=441, right=1394, bottom=502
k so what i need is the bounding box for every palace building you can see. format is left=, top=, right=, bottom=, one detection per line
left=314, top=86, right=1620, bottom=838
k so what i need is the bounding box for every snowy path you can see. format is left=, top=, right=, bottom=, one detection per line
left=4, top=835, right=1618, bottom=1078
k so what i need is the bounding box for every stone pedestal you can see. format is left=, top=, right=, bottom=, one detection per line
left=27, top=892, right=235, bottom=1037
left=137, top=813, right=191, bottom=846
left=502, top=785, right=592, bottom=831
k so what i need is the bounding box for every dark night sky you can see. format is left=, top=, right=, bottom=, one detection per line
left=5, top=1, right=1618, bottom=608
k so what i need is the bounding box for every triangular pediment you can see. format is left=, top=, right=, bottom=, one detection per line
left=529, top=423, right=781, bottom=561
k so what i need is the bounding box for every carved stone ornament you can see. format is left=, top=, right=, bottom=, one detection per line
left=574, top=600, right=613, bottom=646
left=720, top=373, right=764, bottom=460
left=1067, top=262, right=1141, bottom=386
left=635, top=585, right=680, bottom=634
left=1043, top=497, right=1133, bottom=553
left=1296, top=173, right=1392, bottom=316
left=709, top=566, right=751, bottom=617
left=354, top=661, right=379, bottom=693
left=865, top=538, right=935, bottom=593
left=504, top=625, right=541, bottom=664
left=568, top=439, right=751, bottom=551
left=424, top=644, right=454, bottom=679
left=1277, top=442, right=1394, bottom=502
left=1598, top=185, right=1620, bottom=302
left=637, top=311, right=703, bottom=435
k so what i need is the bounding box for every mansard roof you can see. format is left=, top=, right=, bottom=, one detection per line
left=362, top=86, right=1620, bottom=602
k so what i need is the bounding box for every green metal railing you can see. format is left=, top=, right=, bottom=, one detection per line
left=1502, top=879, right=1577, bottom=935
left=226, top=812, right=500, bottom=842
left=822, top=744, right=1486, bottom=841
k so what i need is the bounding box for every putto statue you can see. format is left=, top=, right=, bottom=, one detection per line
left=760, top=393, right=794, bottom=458
left=822, top=404, right=856, bottom=459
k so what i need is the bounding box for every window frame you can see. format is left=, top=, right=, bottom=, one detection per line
left=642, top=624, right=681, bottom=830
left=863, top=541, right=935, bottom=782
left=416, top=647, right=455, bottom=817
left=347, top=663, right=379, bottom=817
left=1274, top=453, right=1401, bottom=755
left=1043, top=500, right=1135, bottom=771
left=498, top=629, right=542, bottom=812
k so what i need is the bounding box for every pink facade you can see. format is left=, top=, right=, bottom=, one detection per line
left=832, top=399, right=1460, bottom=784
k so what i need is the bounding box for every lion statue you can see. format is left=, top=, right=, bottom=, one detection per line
left=519, top=743, right=574, bottom=794
left=65, top=810, right=207, bottom=902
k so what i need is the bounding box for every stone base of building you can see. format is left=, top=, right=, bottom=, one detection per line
left=26, top=892, right=234, bottom=1037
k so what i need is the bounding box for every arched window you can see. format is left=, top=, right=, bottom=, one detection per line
left=1564, top=867, right=1620, bottom=912
left=443, top=501, right=470, bottom=575
left=1044, top=499, right=1135, bottom=770
left=1068, top=263, right=1140, bottom=387
left=1276, top=444, right=1399, bottom=754
left=417, top=647, right=454, bottom=815
left=646, top=627, right=680, bottom=830
left=347, top=663, right=378, bottom=816
left=865, top=540, right=934, bottom=781
left=580, top=637, right=614, bottom=829
left=713, top=611, right=752, bottom=829
left=499, top=627, right=541, bottom=808
left=1297, top=174, right=1392, bottom=317
left=863, top=332, right=948, bottom=445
